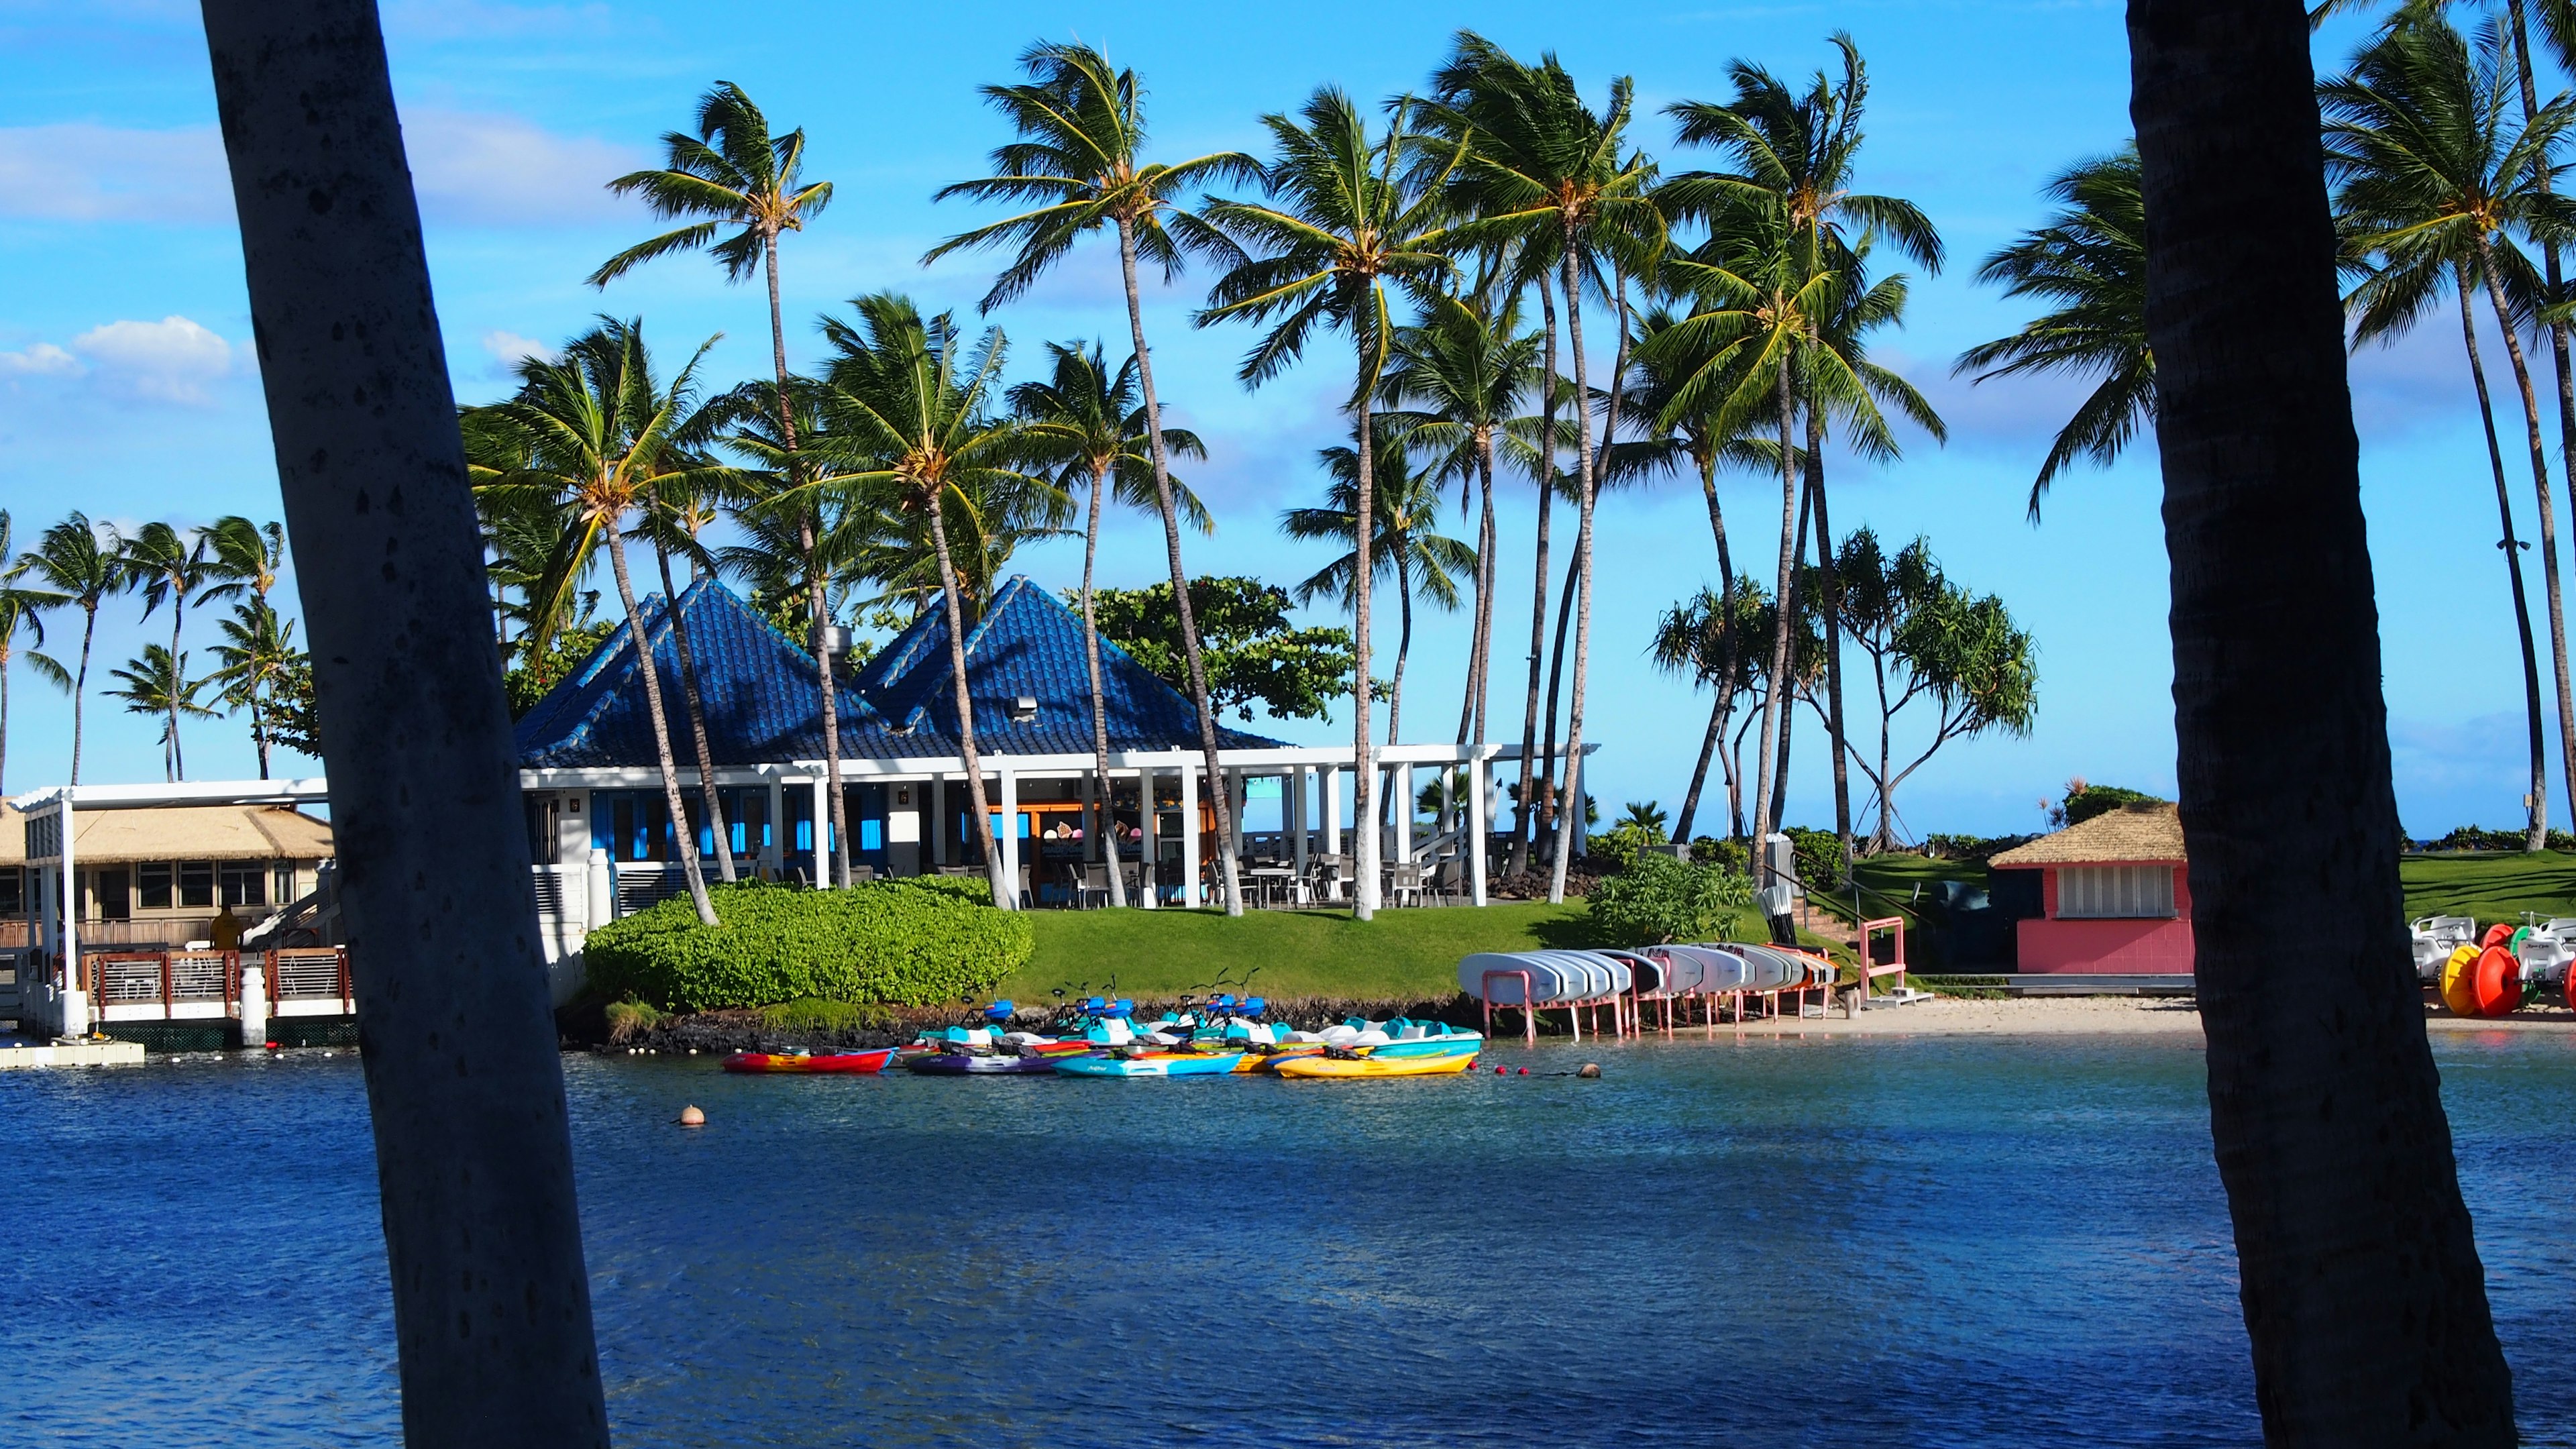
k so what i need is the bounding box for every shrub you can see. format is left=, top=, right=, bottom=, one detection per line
left=1781, top=826, right=1843, bottom=890
left=1589, top=820, right=1670, bottom=874
left=890, top=873, right=998, bottom=906
left=2055, top=782, right=2164, bottom=827
left=2434, top=824, right=2573, bottom=852
left=1586, top=855, right=1756, bottom=946
left=603, top=997, right=664, bottom=1044
left=1692, top=837, right=1748, bottom=872
left=1922, top=832, right=2034, bottom=862
left=584, top=879, right=1032, bottom=1012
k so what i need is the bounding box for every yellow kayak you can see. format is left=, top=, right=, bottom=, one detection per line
left=1274, top=1049, right=1480, bottom=1080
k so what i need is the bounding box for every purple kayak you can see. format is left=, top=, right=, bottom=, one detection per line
left=904, top=1049, right=1063, bottom=1075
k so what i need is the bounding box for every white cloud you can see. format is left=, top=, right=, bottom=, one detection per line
left=0, top=123, right=232, bottom=224
left=402, top=109, right=639, bottom=227
left=70, top=315, right=231, bottom=403
left=482, top=329, right=557, bottom=368
left=0, top=342, right=83, bottom=377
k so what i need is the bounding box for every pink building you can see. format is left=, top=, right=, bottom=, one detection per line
left=1990, top=802, right=2193, bottom=975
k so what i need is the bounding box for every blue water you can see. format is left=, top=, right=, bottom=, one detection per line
left=4, top=1030, right=2572, bottom=1447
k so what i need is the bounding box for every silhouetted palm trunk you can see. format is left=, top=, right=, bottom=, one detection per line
left=1446, top=430, right=1498, bottom=844
left=1079, top=466, right=1129, bottom=906
left=927, top=487, right=1008, bottom=909
left=757, top=234, right=849, bottom=890
left=1117, top=215, right=1242, bottom=914
left=604, top=537, right=717, bottom=926
left=1550, top=236, right=1601, bottom=900
left=655, top=543, right=736, bottom=881
left=199, top=3, right=608, bottom=1439
left=1752, top=354, right=1798, bottom=868
left=1805, top=374, right=1855, bottom=871
left=2459, top=284, right=2552, bottom=850
left=2132, top=3, right=2516, bottom=1439
left=1538, top=545, right=1576, bottom=848
left=1679, top=444, right=1742, bottom=845
left=166, top=588, right=186, bottom=787
left=1512, top=274, right=1560, bottom=877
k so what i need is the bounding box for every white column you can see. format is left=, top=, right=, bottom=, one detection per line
left=1468, top=753, right=1490, bottom=906
left=237, top=953, right=268, bottom=1049
left=1291, top=765, right=1310, bottom=876
left=1394, top=762, right=1415, bottom=865
left=1321, top=764, right=1342, bottom=860
left=586, top=847, right=615, bottom=928
left=998, top=767, right=1021, bottom=908
left=1138, top=769, right=1159, bottom=909
left=1179, top=764, right=1201, bottom=908
left=810, top=775, right=828, bottom=888
left=58, top=797, right=85, bottom=1038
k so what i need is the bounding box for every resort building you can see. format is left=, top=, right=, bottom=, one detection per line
left=1988, top=802, right=2192, bottom=975
left=0, top=800, right=332, bottom=953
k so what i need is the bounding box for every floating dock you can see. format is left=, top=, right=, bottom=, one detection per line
left=0, top=1036, right=146, bottom=1069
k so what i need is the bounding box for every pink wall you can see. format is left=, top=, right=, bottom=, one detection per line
left=2019, top=864, right=2194, bottom=975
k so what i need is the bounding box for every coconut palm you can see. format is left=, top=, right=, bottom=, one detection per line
left=1651, top=578, right=1769, bottom=842
left=201, top=515, right=286, bottom=608
left=1956, top=145, right=2153, bottom=521
left=1423, top=32, right=1664, bottom=901
left=927, top=39, right=1263, bottom=916
left=15, top=511, right=129, bottom=785
left=1279, top=425, right=1477, bottom=763
left=205, top=600, right=300, bottom=780
left=468, top=319, right=736, bottom=927
left=811, top=292, right=1050, bottom=910
left=836, top=465, right=1075, bottom=620
left=631, top=458, right=750, bottom=882
left=1010, top=341, right=1211, bottom=906
left=2325, top=9, right=2576, bottom=842
left=591, top=81, right=850, bottom=887
left=123, top=521, right=217, bottom=784
left=0, top=512, right=70, bottom=794
left=106, top=644, right=216, bottom=782
left=1197, top=88, right=1461, bottom=919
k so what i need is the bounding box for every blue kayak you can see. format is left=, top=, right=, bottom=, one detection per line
left=1053, top=1050, right=1247, bottom=1078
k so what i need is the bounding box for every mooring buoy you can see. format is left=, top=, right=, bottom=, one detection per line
left=676, top=1104, right=706, bottom=1127
left=1576, top=1063, right=1602, bottom=1079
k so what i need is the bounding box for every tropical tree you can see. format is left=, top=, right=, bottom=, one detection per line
left=1956, top=144, right=2153, bottom=520
left=468, top=320, right=734, bottom=927
left=927, top=39, right=1262, bottom=916
left=1010, top=340, right=1210, bottom=906
left=2324, top=8, right=2576, bottom=843
left=206, top=600, right=301, bottom=780
left=1279, top=425, right=1477, bottom=764
left=202, top=515, right=286, bottom=610
left=631, top=454, right=749, bottom=882
left=106, top=644, right=216, bottom=782
left=15, top=511, right=129, bottom=785
left=812, top=292, right=1049, bottom=910
left=123, top=521, right=218, bottom=784
left=1197, top=87, right=1460, bottom=918
left=0, top=511, right=70, bottom=794
left=1424, top=32, right=1664, bottom=901
left=1651, top=577, right=1769, bottom=843
left=1086, top=578, right=1356, bottom=724
left=590, top=81, right=849, bottom=885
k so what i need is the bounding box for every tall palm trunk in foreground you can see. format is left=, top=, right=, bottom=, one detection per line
left=2130, top=1, right=2515, bottom=1440
left=199, top=2, right=607, bottom=1441
left=605, top=537, right=718, bottom=924
left=2504, top=0, right=2576, bottom=830
left=1751, top=357, right=1799, bottom=866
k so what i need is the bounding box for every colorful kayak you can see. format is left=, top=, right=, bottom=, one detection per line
left=907, top=1050, right=1064, bottom=1075
left=722, top=1046, right=901, bottom=1075
left=1274, top=1049, right=1480, bottom=1080
left=1053, top=1050, right=1247, bottom=1078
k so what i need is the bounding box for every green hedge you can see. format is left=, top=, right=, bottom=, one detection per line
left=1586, top=855, right=1756, bottom=946
left=584, top=879, right=1032, bottom=1012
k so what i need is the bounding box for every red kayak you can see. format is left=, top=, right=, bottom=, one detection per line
left=722, top=1046, right=902, bottom=1075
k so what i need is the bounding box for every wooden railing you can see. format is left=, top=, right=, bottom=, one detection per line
left=85, top=950, right=242, bottom=1018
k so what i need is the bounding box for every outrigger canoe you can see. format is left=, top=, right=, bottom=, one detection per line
left=1053, top=1050, right=1247, bottom=1078
left=722, top=1046, right=902, bottom=1075
left=1274, top=1048, right=1480, bottom=1080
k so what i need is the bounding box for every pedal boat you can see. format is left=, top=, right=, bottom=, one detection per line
left=1053, top=1049, right=1248, bottom=1078
left=1273, top=1046, right=1481, bottom=1080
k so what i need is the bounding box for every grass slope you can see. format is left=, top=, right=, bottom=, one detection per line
left=2402, top=851, right=2576, bottom=922
left=1008, top=902, right=1598, bottom=1003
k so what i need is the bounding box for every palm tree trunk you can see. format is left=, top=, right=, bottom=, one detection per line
left=925, top=487, right=1008, bottom=909
left=1349, top=367, right=1381, bottom=920
left=168, top=590, right=186, bottom=788
left=1, top=656, right=11, bottom=796
left=2131, top=5, right=2515, bottom=1438
left=604, top=536, right=716, bottom=926
left=761, top=234, right=849, bottom=890
left=1511, top=273, right=1560, bottom=877
left=1676, top=689, right=1725, bottom=842
left=655, top=543, right=736, bottom=882
left=70, top=606, right=94, bottom=786
left=1549, top=235, right=1600, bottom=902
left=1116, top=215, right=1242, bottom=915
left=1752, top=353, right=1798, bottom=870
left=199, top=5, right=610, bottom=1436
left=2505, top=0, right=2576, bottom=834
left=2477, top=234, right=2574, bottom=841
left=1872, top=652, right=1897, bottom=852
left=1538, top=545, right=1577, bottom=845
left=1080, top=468, right=1128, bottom=907
left=2460, top=284, right=2552, bottom=850
left=1695, top=443, right=1745, bottom=846
left=1380, top=553, right=1413, bottom=830
left=1804, top=370, right=1856, bottom=873
left=254, top=689, right=272, bottom=781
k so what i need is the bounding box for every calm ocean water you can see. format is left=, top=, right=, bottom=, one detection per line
left=4, top=1028, right=2571, bottom=1447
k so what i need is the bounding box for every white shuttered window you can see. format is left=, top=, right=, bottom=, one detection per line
left=2057, top=865, right=2176, bottom=919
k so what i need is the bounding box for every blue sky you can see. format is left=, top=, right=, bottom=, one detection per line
left=0, top=0, right=2535, bottom=839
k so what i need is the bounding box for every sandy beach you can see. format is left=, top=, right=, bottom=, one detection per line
left=1607, top=994, right=2576, bottom=1039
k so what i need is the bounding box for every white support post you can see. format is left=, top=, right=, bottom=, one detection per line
left=998, top=767, right=1022, bottom=908
left=57, top=796, right=85, bottom=1039
left=1322, top=764, right=1342, bottom=863
left=1468, top=753, right=1490, bottom=907
left=587, top=848, right=615, bottom=928
left=237, top=951, right=268, bottom=1048
left=765, top=778, right=786, bottom=878
left=1179, top=763, right=1201, bottom=908
left=810, top=775, right=828, bottom=889
left=1138, top=769, right=1159, bottom=909
left=1291, top=766, right=1310, bottom=877
left=1394, top=762, right=1415, bottom=866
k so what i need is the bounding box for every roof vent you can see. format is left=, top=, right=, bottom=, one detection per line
left=810, top=625, right=853, bottom=658
left=1009, top=695, right=1039, bottom=722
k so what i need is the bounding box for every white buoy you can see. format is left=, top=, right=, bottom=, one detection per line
left=676, top=1104, right=706, bottom=1127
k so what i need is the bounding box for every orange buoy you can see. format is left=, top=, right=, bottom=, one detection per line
left=2440, top=944, right=2484, bottom=1016
left=2471, top=947, right=2522, bottom=1017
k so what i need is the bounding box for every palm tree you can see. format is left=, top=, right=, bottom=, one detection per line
left=1650, top=579, right=1769, bottom=843
left=1424, top=32, right=1664, bottom=902
left=590, top=82, right=847, bottom=886
left=0, top=511, right=70, bottom=794
left=1957, top=146, right=2153, bottom=520
left=15, top=511, right=130, bottom=785
left=2324, top=9, right=2576, bottom=843
left=1010, top=341, right=1211, bottom=907
left=631, top=461, right=746, bottom=882
left=812, top=292, right=1049, bottom=910
left=468, top=320, right=735, bottom=927
left=1280, top=426, right=1477, bottom=773
left=206, top=598, right=300, bottom=780
left=202, top=515, right=286, bottom=608
left=124, top=521, right=217, bottom=783
left=106, top=644, right=216, bottom=782
left=927, top=40, right=1263, bottom=917
left=1198, top=88, right=1462, bottom=919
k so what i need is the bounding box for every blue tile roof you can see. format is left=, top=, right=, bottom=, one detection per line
left=514, top=576, right=1282, bottom=769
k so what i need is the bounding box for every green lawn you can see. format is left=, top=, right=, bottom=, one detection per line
left=1007, top=902, right=1599, bottom=1003
left=2401, top=850, right=2576, bottom=923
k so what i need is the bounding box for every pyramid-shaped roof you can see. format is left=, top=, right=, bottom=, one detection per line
left=514, top=576, right=1282, bottom=769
